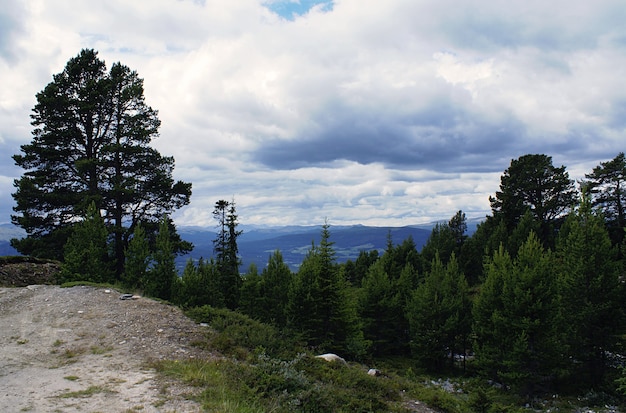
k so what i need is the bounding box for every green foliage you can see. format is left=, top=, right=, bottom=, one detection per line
left=122, top=223, right=149, bottom=289
left=11, top=48, right=191, bottom=272
left=489, top=154, right=578, bottom=247
left=287, top=223, right=368, bottom=358
left=156, top=352, right=406, bottom=413
left=557, top=193, right=625, bottom=386
left=359, top=259, right=412, bottom=356
left=60, top=202, right=113, bottom=283
left=143, top=215, right=176, bottom=300
left=473, top=233, right=564, bottom=396
left=584, top=152, right=626, bottom=252
left=407, top=254, right=471, bottom=372
left=240, top=251, right=293, bottom=327
left=172, top=258, right=224, bottom=308
left=185, top=305, right=288, bottom=358
left=213, top=199, right=243, bottom=309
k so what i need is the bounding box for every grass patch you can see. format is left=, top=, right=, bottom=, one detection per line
left=153, top=353, right=411, bottom=413
left=185, top=305, right=297, bottom=359
left=90, top=345, right=113, bottom=355
left=63, top=375, right=80, bottom=381
left=17, top=338, right=29, bottom=345
left=58, top=385, right=114, bottom=398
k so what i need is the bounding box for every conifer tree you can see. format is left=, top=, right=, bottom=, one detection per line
left=584, top=152, right=626, bottom=254
left=144, top=215, right=176, bottom=300
left=473, top=233, right=564, bottom=396
left=11, top=49, right=191, bottom=270
left=258, top=250, right=292, bottom=327
left=123, top=223, right=149, bottom=289
left=60, top=202, right=113, bottom=283
left=287, top=223, right=367, bottom=357
left=407, top=254, right=471, bottom=371
left=213, top=199, right=242, bottom=309
left=557, top=193, right=625, bottom=385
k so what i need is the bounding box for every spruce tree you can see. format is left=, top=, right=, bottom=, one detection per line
left=60, top=202, right=113, bottom=283
left=474, top=233, right=564, bottom=396
left=407, top=254, right=470, bottom=371
left=123, top=223, right=149, bottom=290
left=557, top=193, right=625, bottom=385
left=144, top=215, right=176, bottom=300
left=287, top=223, right=367, bottom=357
left=212, top=199, right=242, bottom=309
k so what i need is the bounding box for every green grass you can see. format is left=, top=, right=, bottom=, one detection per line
left=58, top=385, right=114, bottom=398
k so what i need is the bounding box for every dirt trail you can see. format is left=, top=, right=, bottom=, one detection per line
left=0, top=285, right=213, bottom=413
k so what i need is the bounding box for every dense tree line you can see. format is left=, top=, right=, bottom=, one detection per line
left=10, top=50, right=626, bottom=402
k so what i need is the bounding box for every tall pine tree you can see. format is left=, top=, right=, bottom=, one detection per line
left=11, top=49, right=191, bottom=274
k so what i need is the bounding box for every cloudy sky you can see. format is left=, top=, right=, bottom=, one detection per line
left=1, top=0, right=625, bottom=227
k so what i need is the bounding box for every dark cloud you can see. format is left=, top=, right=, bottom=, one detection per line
left=254, top=99, right=530, bottom=173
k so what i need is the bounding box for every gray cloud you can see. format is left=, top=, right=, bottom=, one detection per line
left=1, top=0, right=626, bottom=227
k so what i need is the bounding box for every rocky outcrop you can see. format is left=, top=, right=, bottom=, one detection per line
left=0, top=256, right=61, bottom=287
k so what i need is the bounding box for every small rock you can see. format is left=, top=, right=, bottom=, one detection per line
left=104, top=289, right=111, bottom=294
left=368, top=368, right=382, bottom=376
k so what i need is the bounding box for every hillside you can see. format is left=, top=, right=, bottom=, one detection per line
left=179, top=224, right=434, bottom=270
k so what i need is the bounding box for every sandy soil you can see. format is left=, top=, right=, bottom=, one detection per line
left=0, top=285, right=213, bottom=413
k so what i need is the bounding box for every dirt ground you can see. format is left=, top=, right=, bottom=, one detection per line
left=0, top=285, right=439, bottom=413
left=0, top=285, right=213, bottom=413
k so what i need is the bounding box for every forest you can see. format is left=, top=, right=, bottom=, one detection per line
left=8, top=49, right=626, bottom=412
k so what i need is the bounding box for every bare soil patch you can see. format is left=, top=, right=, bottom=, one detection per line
left=0, top=285, right=215, bottom=412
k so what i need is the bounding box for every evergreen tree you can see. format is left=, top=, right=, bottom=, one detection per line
left=60, top=202, right=113, bottom=283
left=258, top=250, right=292, bottom=327
left=174, top=258, right=224, bottom=308
left=213, top=199, right=242, bottom=309
left=473, top=233, right=564, bottom=396
left=11, top=49, right=191, bottom=272
left=359, top=259, right=402, bottom=356
left=407, top=254, right=471, bottom=371
left=489, top=154, right=577, bottom=247
left=584, top=152, right=626, bottom=254
left=557, top=193, right=625, bottom=385
left=144, top=215, right=176, bottom=300
left=287, top=223, right=367, bottom=357
left=239, top=263, right=262, bottom=318
left=123, top=223, right=149, bottom=290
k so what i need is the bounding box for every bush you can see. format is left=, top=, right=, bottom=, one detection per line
left=185, top=305, right=292, bottom=358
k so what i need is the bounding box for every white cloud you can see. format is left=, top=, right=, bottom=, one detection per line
left=1, top=0, right=625, bottom=227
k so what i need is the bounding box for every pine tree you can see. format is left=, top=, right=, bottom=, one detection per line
left=473, top=233, right=564, bottom=396
left=407, top=254, right=471, bottom=371
left=144, top=215, right=176, bottom=300
left=557, top=193, right=625, bottom=385
left=584, top=152, right=626, bottom=254
left=60, top=202, right=113, bottom=283
left=258, top=250, right=292, bottom=327
left=212, top=199, right=242, bottom=309
left=287, top=222, right=367, bottom=357
left=11, top=49, right=191, bottom=272
left=123, top=223, right=149, bottom=289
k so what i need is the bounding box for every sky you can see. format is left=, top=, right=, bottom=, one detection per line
left=0, top=0, right=625, bottom=228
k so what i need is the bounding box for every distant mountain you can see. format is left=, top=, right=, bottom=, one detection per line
left=178, top=224, right=433, bottom=271
left=1, top=218, right=485, bottom=272
left=0, top=224, right=24, bottom=256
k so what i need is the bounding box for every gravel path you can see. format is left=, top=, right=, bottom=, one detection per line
left=0, top=285, right=213, bottom=413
